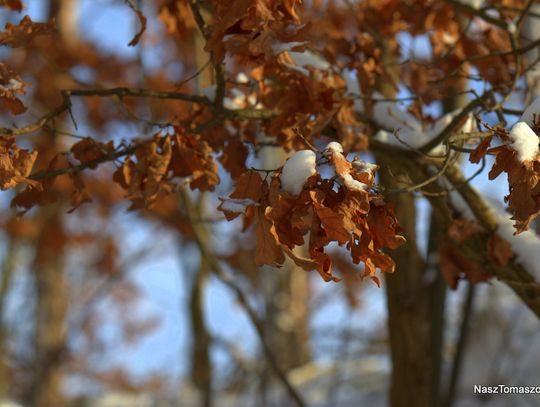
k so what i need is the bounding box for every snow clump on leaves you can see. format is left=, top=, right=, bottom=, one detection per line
left=218, top=141, right=405, bottom=284
left=280, top=150, right=317, bottom=195
left=508, top=122, right=539, bottom=163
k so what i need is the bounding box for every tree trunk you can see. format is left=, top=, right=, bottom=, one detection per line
left=30, top=209, right=68, bottom=407
left=260, top=147, right=312, bottom=374
left=429, top=74, right=469, bottom=406
left=261, top=264, right=311, bottom=372
left=376, top=38, right=432, bottom=407
left=26, top=2, right=80, bottom=403
left=523, top=4, right=540, bottom=100
left=379, top=168, right=432, bottom=407
left=0, top=238, right=17, bottom=398
left=186, top=197, right=213, bottom=407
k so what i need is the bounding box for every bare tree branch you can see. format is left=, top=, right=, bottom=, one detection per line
left=180, top=190, right=308, bottom=407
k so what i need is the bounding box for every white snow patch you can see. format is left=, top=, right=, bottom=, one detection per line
left=224, top=96, right=245, bottom=110
left=344, top=71, right=364, bottom=113
left=322, top=142, right=371, bottom=191
left=461, top=0, right=483, bottom=8
left=324, top=141, right=344, bottom=155
left=448, top=189, right=476, bottom=220
left=230, top=88, right=244, bottom=99
left=235, top=72, right=249, bottom=84
left=282, top=62, right=310, bottom=76
left=373, top=128, right=424, bottom=149
left=426, top=110, right=474, bottom=140
left=442, top=32, right=457, bottom=45
left=507, top=20, right=517, bottom=35
left=342, top=173, right=368, bottom=191
left=374, top=109, right=474, bottom=153
left=374, top=99, right=422, bottom=134
left=344, top=75, right=474, bottom=152
left=352, top=157, right=378, bottom=174
left=203, top=86, right=250, bottom=110
left=520, top=96, right=540, bottom=126
left=201, top=85, right=248, bottom=110
left=247, top=94, right=258, bottom=106
left=281, top=150, right=317, bottom=196
left=508, top=121, right=539, bottom=162
left=290, top=51, right=330, bottom=70
left=272, top=41, right=307, bottom=55
left=373, top=130, right=392, bottom=143
left=0, top=78, right=23, bottom=93
left=497, top=211, right=540, bottom=280
left=219, top=198, right=257, bottom=213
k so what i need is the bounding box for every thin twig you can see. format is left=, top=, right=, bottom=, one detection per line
left=180, top=190, right=307, bottom=407
left=64, top=87, right=210, bottom=104
left=188, top=0, right=226, bottom=108
left=386, top=145, right=455, bottom=193
left=442, top=283, right=476, bottom=407
left=0, top=93, right=72, bottom=136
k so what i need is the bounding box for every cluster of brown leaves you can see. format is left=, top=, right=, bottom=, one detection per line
left=0, top=14, right=54, bottom=114
left=440, top=218, right=513, bottom=289
left=196, top=0, right=369, bottom=151
left=0, top=136, right=37, bottom=189
left=219, top=148, right=405, bottom=285
left=346, top=0, right=518, bottom=103
left=0, top=63, right=27, bottom=114
left=11, top=153, right=87, bottom=213
left=470, top=128, right=540, bottom=233
left=0, top=15, right=54, bottom=47
left=113, top=130, right=219, bottom=209
left=206, top=0, right=304, bottom=62
left=5, top=127, right=219, bottom=213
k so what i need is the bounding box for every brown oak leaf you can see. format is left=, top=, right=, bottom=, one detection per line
left=255, top=206, right=285, bottom=266
left=0, top=15, right=55, bottom=48
left=170, top=130, right=219, bottom=192
left=0, top=0, right=23, bottom=11
left=71, top=138, right=115, bottom=168
left=0, top=137, right=37, bottom=189
left=0, top=63, right=27, bottom=114
left=487, top=232, right=513, bottom=267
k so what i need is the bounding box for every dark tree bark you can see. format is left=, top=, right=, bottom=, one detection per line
left=380, top=168, right=432, bottom=407
left=376, top=38, right=432, bottom=407
left=30, top=209, right=68, bottom=407
left=187, top=197, right=213, bottom=407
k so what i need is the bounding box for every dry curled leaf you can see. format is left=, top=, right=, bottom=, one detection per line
left=113, top=135, right=172, bottom=209
left=440, top=239, right=490, bottom=289
left=0, top=0, right=23, bottom=12
left=255, top=206, right=285, bottom=267
left=0, top=137, right=37, bottom=189
left=170, top=129, right=219, bottom=192
left=0, top=15, right=55, bottom=48
left=71, top=138, right=115, bottom=168
left=487, top=232, right=513, bottom=267
left=440, top=218, right=494, bottom=289
left=0, top=63, right=27, bottom=114
left=126, top=1, right=147, bottom=46
left=470, top=128, right=540, bottom=233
